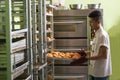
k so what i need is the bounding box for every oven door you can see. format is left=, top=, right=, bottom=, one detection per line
left=54, top=65, right=88, bottom=80
left=54, top=39, right=87, bottom=50
left=54, top=19, right=87, bottom=38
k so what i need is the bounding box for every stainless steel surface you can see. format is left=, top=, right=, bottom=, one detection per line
left=54, top=39, right=88, bottom=50
left=55, top=65, right=88, bottom=74
left=54, top=9, right=103, bottom=17
left=54, top=75, right=85, bottom=80
left=48, top=56, right=74, bottom=64
left=54, top=21, right=84, bottom=24
left=69, top=4, right=82, bottom=10
left=87, top=3, right=101, bottom=9
left=54, top=49, right=83, bottom=51
left=54, top=65, right=88, bottom=80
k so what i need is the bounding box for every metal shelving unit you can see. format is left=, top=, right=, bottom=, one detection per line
left=45, top=1, right=56, bottom=80
left=30, top=0, right=46, bottom=79
left=0, top=0, right=32, bottom=80
left=30, top=0, right=55, bottom=80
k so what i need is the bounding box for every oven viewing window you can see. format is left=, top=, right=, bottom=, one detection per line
left=54, top=19, right=87, bottom=38
left=54, top=24, right=76, bottom=32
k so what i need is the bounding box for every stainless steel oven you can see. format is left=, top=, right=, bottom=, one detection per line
left=53, top=10, right=90, bottom=50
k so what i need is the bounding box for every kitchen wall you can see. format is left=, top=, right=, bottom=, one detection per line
left=64, top=0, right=120, bottom=80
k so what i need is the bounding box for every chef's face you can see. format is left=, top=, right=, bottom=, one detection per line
left=89, top=18, right=99, bottom=30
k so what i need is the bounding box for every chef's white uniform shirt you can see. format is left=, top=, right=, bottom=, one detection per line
left=89, top=26, right=112, bottom=77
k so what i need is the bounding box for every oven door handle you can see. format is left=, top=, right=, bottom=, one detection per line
left=54, top=21, right=84, bottom=24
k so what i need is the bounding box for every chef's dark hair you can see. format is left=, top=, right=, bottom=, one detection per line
left=88, top=10, right=102, bottom=21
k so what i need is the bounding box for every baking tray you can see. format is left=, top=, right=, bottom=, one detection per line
left=47, top=57, right=74, bottom=61
left=47, top=50, right=87, bottom=65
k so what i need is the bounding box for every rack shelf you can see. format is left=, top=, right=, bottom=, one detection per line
left=12, top=33, right=25, bottom=39
left=11, top=51, right=24, bottom=65
left=12, top=61, right=29, bottom=79
left=34, top=62, right=48, bottom=71
left=11, top=39, right=26, bottom=52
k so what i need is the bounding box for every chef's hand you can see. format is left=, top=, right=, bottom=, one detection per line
left=80, top=55, right=88, bottom=62
left=78, top=49, right=86, bottom=56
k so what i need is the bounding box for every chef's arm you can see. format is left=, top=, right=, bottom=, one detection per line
left=86, top=46, right=108, bottom=60
left=85, top=50, right=91, bottom=54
